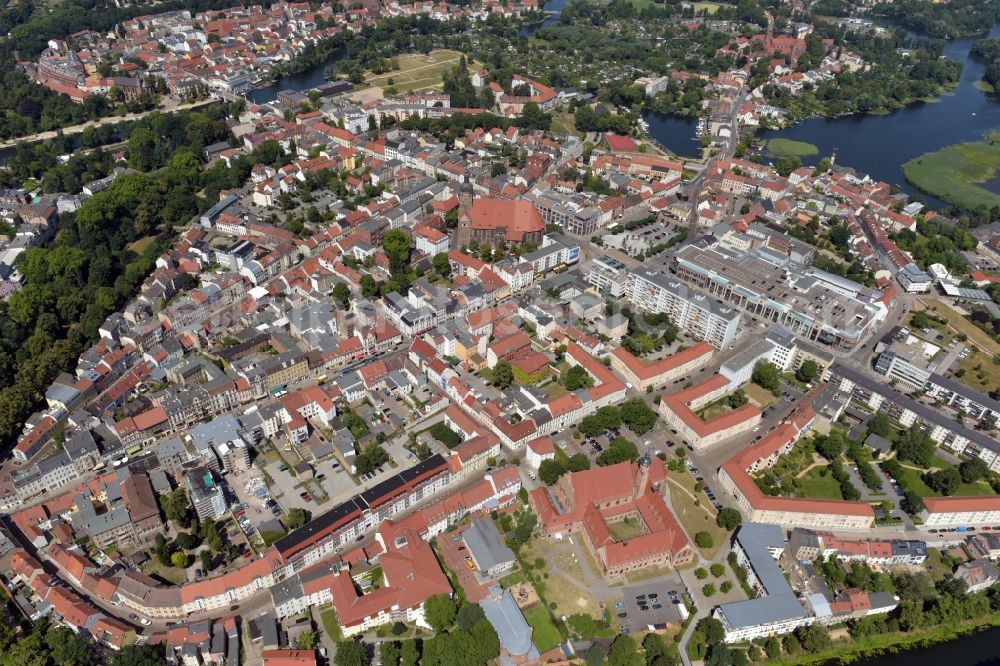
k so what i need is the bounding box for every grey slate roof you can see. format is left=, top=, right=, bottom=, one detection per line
left=479, top=587, right=539, bottom=659
left=463, top=517, right=515, bottom=573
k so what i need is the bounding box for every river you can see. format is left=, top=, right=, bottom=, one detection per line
left=643, top=24, right=1000, bottom=205
left=519, top=0, right=569, bottom=37
left=246, top=50, right=349, bottom=105
left=834, top=625, right=1000, bottom=666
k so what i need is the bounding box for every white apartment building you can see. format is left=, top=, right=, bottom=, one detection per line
left=626, top=269, right=741, bottom=349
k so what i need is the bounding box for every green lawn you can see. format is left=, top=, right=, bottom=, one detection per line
left=794, top=466, right=844, bottom=500
left=895, top=460, right=996, bottom=498
left=499, top=571, right=526, bottom=588
left=691, top=1, right=721, bottom=13
left=608, top=517, right=646, bottom=541
left=744, top=383, right=777, bottom=408
left=903, top=131, right=1000, bottom=209
left=696, top=397, right=731, bottom=421
left=524, top=604, right=562, bottom=652
left=319, top=606, right=344, bottom=643
left=956, top=351, right=1000, bottom=393
left=764, top=138, right=819, bottom=157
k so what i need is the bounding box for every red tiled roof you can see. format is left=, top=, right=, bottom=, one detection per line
left=611, top=342, right=713, bottom=382
left=660, top=374, right=761, bottom=438
left=466, top=198, right=544, bottom=242
left=923, top=496, right=1000, bottom=514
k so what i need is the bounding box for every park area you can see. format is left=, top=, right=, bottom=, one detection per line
left=751, top=439, right=856, bottom=501
left=902, top=131, right=1000, bottom=210
left=665, top=471, right=726, bottom=559
left=762, top=138, right=819, bottom=157
left=890, top=454, right=996, bottom=498
left=364, top=49, right=483, bottom=94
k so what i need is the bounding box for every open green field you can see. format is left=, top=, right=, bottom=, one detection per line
left=956, top=350, right=1000, bottom=391
left=319, top=607, right=343, bottom=642
left=696, top=397, right=731, bottom=421
left=127, top=235, right=157, bottom=254
left=692, top=1, right=722, bottom=14
left=894, top=459, right=996, bottom=498
left=903, top=132, right=1000, bottom=209
left=666, top=473, right=726, bottom=560
left=763, top=138, right=819, bottom=157
left=550, top=111, right=583, bottom=139
left=365, top=49, right=482, bottom=94
left=794, top=466, right=844, bottom=500
left=524, top=604, right=562, bottom=652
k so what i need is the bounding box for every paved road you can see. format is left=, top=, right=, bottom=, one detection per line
left=683, top=92, right=746, bottom=243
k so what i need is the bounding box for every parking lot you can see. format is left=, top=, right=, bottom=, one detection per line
left=438, top=526, right=495, bottom=603
left=614, top=581, right=687, bottom=634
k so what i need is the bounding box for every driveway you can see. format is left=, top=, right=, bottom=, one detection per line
left=437, top=526, right=494, bottom=603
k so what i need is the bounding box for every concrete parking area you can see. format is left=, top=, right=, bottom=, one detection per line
left=615, top=581, right=687, bottom=633
left=437, top=526, right=495, bottom=603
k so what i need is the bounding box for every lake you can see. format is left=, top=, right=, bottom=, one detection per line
left=643, top=24, right=1000, bottom=206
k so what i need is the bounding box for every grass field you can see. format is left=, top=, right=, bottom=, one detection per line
left=550, top=111, right=583, bottom=138
left=365, top=49, right=482, bottom=94
left=956, top=351, right=1000, bottom=391
left=319, top=606, right=343, bottom=643
left=895, top=459, right=995, bottom=498
left=924, top=301, right=1000, bottom=358
left=608, top=517, right=646, bottom=541
left=903, top=132, right=1000, bottom=209
left=696, top=397, right=730, bottom=421
left=975, top=80, right=996, bottom=93
left=691, top=1, right=722, bottom=13
left=522, top=540, right=604, bottom=617
left=524, top=604, right=563, bottom=652
left=666, top=473, right=726, bottom=560
left=794, top=466, right=844, bottom=500
left=764, top=138, right=819, bottom=157
left=542, top=381, right=570, bottom=400
left=744, top=382, right=777, bottom=409
left=141, top=560, right=185, bottom=585
left=127, top=235, right=157, bottom=254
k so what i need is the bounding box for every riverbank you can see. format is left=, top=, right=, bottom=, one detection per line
left=761, top=611, right=1000, bottom=666
left=902, top=131, right=1000, bottom=209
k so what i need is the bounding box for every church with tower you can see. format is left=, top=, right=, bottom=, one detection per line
left=529, top=455, right=694, bottom=577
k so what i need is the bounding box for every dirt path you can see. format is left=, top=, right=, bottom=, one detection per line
left=795, top=458, right=828, bottom=479
left=0, top=97, right=216, bottom=149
